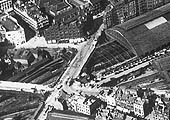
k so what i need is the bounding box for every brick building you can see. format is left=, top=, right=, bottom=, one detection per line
left=110, top=0, right=138, bottom=23
left=103, top=4, right=118, bottom=28
left=44, top=7, right=83, bottom=44
left=137, top=0, right=165, bottom=14
left=109, top=0, right=170, bottom=24
left=115, top=87, right=137, bottom=113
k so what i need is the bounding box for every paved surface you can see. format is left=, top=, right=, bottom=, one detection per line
left=37, top=24, right=105, bottom=120
left=0, top=81, right=53, bottom=94
left=16, top=36, right=81, bottom=49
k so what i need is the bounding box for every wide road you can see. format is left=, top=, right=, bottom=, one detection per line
left=37, top=24, right=105, bottom=120
left=0, top=81, right=53, bottom=94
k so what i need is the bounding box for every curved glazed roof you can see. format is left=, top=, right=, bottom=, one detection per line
left=105, top=3, right=170, bottom=56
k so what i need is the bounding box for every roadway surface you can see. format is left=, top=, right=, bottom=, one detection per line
left=0, top=81, right=53, bottom=94
left=37, top=24, right=105, bottom=120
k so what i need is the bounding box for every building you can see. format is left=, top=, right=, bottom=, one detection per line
left=68, top=0, right=91, bottom=10
left=44, top=0, right=109, bottom=43
left=115, top=87, right=137, bottom=113
left=44, top=7, right=84, bottom=44
left=13, top=0, right=49, bottom=30
left=97, top=90, right=108, bottom=102
left=0, top=24, right=6, bottom=43
left=138, top=0, right=167, bottom=15
left=40, top=0, right=84, bottom=43
left=90, top=0, right=109, bottom=17
left=105, top=3, right=170, bottom=57
left=105, top=91, right=116, bottom=108
left=0, top=12, right=26, bottom=46
left=110, top=0, right=138, bottom=23
left=152, top=97, right=170, bottom=120
left=70, top=95, right=102, bottom=116
left=47, top=110, right=94, bottom=120
left=109, top=0, right=170, bottom=24
left=165, top=0, right=170, bottom=4
left=0, top=0, right=13, bottom=13
left=68, top=0, right=109, bottom=17
left=109, top=109, right=125, bottom=120
left=39, top=0, right=72, bottom=16
left=8, top=48, right=36, bottom=67
left=103, top=4, right=118, bottom=28
left=133, top=97, right=146, bottom=118
left=97, top=89, right=116, bottom=108
left=137, top=0, right=148, bottom=15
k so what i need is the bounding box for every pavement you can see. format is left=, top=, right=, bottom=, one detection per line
left=0, top=81, right=53, bottom=94
left=15, top=36, right=86, bottom=49
left=37, top=24, right=105, bottom=120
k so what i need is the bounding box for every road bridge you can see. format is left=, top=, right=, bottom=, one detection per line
left=0, top=81, right=53, bottom=94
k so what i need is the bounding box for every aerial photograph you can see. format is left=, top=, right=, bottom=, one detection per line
left=0, top=0, right=170, bottom=120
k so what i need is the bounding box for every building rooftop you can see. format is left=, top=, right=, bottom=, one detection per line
left=90, top=0, right=102, bottom=4
left=68, top=0, right=90, bottom=7
left=15, top=1, right=48, bottom=22
left=105, top=3, right=170, bottom=56
left=40, top=0, right=70, bottom=14
left=56, top=1, right=70, bottom=11
left=87, top=40, right=135, bottom=72
left=55, top=7, right=79, bottom=23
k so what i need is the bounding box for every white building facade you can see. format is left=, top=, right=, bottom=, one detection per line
left=106, top=95, right=116, bottom=108
left=76, top=100, right=91, bottom=115
left=69, top=95, right=99, bottom=116
left=0, top=0, right=13, bottom=13
left=133, top=97, right=145, bottom=118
